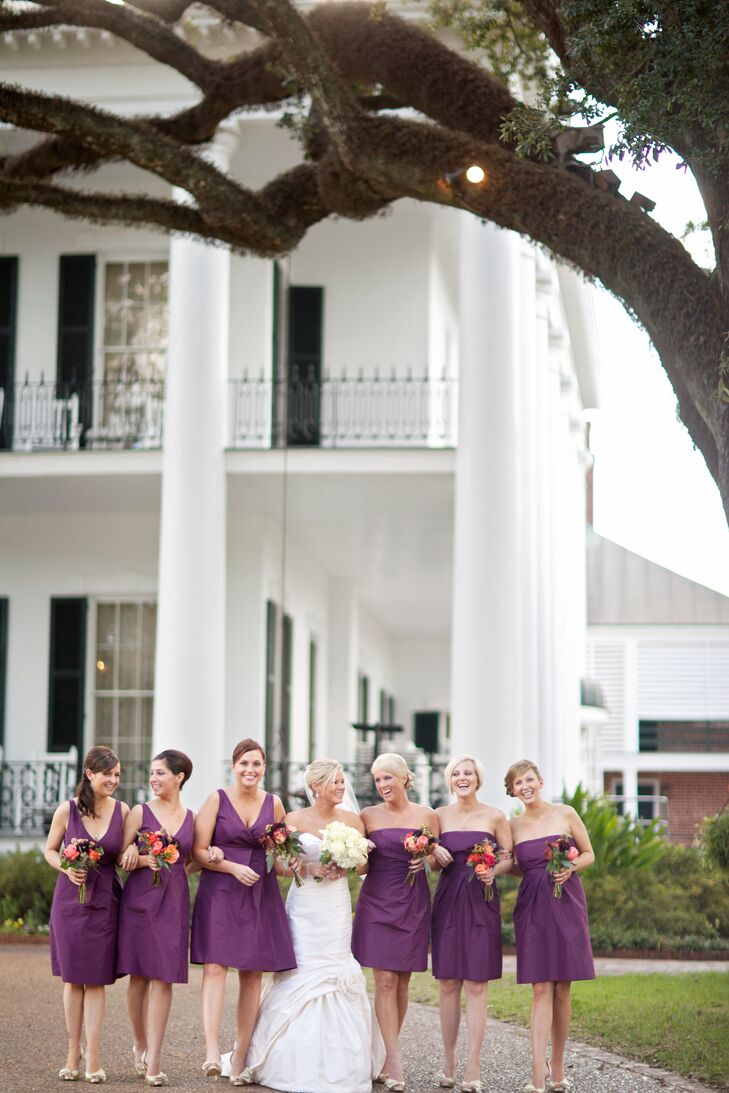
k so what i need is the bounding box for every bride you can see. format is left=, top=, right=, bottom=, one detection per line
left=223, top=758, right=385, bottom=1092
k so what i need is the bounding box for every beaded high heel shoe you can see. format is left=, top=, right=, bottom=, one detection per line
left=384, top=1080, right=405, bottom=1092
left=547, top=1079, right=573, bottom=1091
left=84, top=1070, right=107, bottom=1085
left=460, top=1082, right=483, bottom=1092
left=437, top=1074, right=455, bottom=1089
left=201, top=1060, right=222, bottom=1077
left=229, top=1067, right=254, bottom=1086
left=144, top=1073, right=169, bottom=1088
left=59, top=1049, right=84, bottom=1081
left=133, top=1046, right=148, bottom=1077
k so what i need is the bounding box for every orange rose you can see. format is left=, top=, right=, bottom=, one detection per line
left=474, top=863, right=489, bottom=875
left=88, top=849, right=101, bottom=862
left=164, top=846, right=180, bottom=864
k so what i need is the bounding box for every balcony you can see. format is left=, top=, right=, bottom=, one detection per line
left=0, top=378, right=165, bottom=452
left=229, top=369, right=457, bottom=449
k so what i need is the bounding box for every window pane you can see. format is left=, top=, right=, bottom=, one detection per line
left=95, top=696, right=114, bottom=747
left=141, top=604, right=156, bottom=690
left=96, top=603, right=117, bottom=645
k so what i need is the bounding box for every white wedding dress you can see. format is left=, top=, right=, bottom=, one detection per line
left=223, top=832, right=385, bottom=1092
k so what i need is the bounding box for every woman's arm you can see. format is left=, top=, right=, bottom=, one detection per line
left=430, top=808, right=453, bottom=870
left=44, top=801, right=71, bottom=872
left=192, top=794, right=259, bottom=885
left=118, top=804, right=143, bottom=871
left=492, top=812, right=514, bottom=878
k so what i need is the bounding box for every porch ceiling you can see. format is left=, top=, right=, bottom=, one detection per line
left=226, top=450, right=455, bottom=638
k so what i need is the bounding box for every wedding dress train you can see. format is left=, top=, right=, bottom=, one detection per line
left=223, top=832, right=385, bottom=1092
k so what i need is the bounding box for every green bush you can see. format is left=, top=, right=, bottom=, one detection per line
left=0, top=847, right=57, bottom=928
left=562, top=784, right=668, bottom=872
left=701, top=808, right=729, bottom=877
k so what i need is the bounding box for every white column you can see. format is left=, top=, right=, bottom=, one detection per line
left=450, top=216, right=522, bottom=813
left=326, top=578, right=360, bottom=760
left=153, top=130, right=237, bottom=808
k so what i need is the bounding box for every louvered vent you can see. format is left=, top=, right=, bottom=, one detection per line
left=585, top=641, right=625, bottom=753
left=637, top=641, right=729, bottom=718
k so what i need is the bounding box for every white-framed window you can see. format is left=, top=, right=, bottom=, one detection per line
left=92, top=601, right=156, bottom=776
left=100, top=260, right=168, bottom=385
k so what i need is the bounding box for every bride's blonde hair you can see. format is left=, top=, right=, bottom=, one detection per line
left=371, top=752, right=415, bottom=791
left=304, top=758, right=343, bottom=795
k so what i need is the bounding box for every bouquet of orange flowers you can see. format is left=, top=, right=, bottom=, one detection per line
left=402, top=825, right=438, bottom=887
left=466, top=838, right=498, bottom=901
left=138, top=829, right=180, bottom=886
left=60, top=837, right=104, bottom=904
left=260, top=821, right=304, bottom=887
left=544, top=834, right=579, bottom=898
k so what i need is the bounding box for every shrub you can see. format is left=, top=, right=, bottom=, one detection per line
left=562, top=784, right=668, bottom=872
left=700, top=808, right=729, bottom=877
left=0, top=847, right=57, bottom=928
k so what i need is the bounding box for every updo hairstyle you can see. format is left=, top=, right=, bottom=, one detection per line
left=305, top=758, right=343, bottom=796
left=371, top=752, right=415, bottom=791
left=152, top=749, right=193, bottom=786
left=232, top=738, right=266, bottom=765
left=504, top=758, right=543, bottom=798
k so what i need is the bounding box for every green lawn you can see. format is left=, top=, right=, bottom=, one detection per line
left=369, top=971, right=729, bottom=1089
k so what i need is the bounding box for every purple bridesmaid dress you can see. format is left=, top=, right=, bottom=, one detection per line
left=431, top=830, right=502, bottom=982
left=49, top=798, right=123, bottom=985
left=514, top=835, right=595, bottom=984
left=116, top=804, right=194, bottom=983
left=351, top=828, right=430, bottom=973
left=190, top=790, right=296, bottom=971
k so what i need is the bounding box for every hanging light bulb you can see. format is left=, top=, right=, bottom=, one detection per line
left=465, top=164, right=485, bottom=184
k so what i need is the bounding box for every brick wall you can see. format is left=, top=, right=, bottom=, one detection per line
left=604, top=770, right=729, bottom=845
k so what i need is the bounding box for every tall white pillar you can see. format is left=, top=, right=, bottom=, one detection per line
left=153, top=130, right=237, bottom=807
left=326, top=579, right=360, bottom=760
left=450, top=217, right=522, bottom=813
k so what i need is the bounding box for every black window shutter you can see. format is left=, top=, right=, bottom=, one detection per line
left=0, top=257, right=18, bottom=451
left=58, top=255, right=95, bottom=435
left=0, top=598, right=8, bottom=748
left=288, top=286, right=323, bottom=446
left=48, top=598, right=87, bottom=753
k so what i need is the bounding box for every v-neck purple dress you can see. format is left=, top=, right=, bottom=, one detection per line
left=116, top=804, right=195, bottom=983
left=190, top=790, right=296, bottom=971
left=431, top=830, right=502, bottom=982
left=514, top=834, right=595, bottom=984
left=351, top=828, right=431, bottom=972
left=49, top=798, right=123, bottom=985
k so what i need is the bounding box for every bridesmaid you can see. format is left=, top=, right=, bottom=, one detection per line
left=190, top=738, right=296, bottom=1086
left=506, top=759, right=595, bottom=1093
left=116, top=749, right=197, bottom=1087
left=45, top=745, right=129, bottom=1084
left=352, top=753, right=441, bottom=1093
left=431, top=754, right=513, bottom=1093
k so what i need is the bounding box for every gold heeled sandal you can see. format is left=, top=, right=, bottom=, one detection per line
left=144, top=1073, right=169, bottom=1087
left=229, top=1067, right=254, bottom=1087
left=201, top=1060, right=222, bottom=1077
left=547, top=1079, right=573, bottom=1091
left=384, top=1080, right=405, bottom=1092
left=59, top=1049, right=84, bottom=1081
left=374, top=1075, right=389, bottom=1085
left=133, top=1046, right=148, bottom=1077
left=84, top=1070, right=106, bottom=1085
left=437, top=1074, right=455, bottom=1089
left=460, top=1082, right=483, bottom=1092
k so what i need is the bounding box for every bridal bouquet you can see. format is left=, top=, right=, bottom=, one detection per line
left=137, top=829, right=181, bottom=886
left=402, top=825, right=438, bottom=887
left=60, top=837, right=104, bottom=904
left=544, top=834, right=579, bottom=898
left=466, top=837, right=498, bottom=901
left=260, top=821, right=305, bottom=887
left=316, top=821, right=370, bottom=880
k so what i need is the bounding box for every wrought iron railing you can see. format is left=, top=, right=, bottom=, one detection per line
left=0, top=756, right=452, bottom=837
left=229, top=368, right=457, bottom=449
left=1, top=377, right=165, bottom=451
left=0, top=755, right=79, bottom=837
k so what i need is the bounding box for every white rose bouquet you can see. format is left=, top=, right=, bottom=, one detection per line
left=317, top=821, right=370, bottom=879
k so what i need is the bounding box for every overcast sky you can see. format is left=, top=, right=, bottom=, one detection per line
left=584, top=140, right=729, bottom=598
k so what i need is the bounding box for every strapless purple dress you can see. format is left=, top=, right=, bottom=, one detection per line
left=190, top=790, right=296, bottom=971
left=514, top=834, right=595, bottom=984
left=431, top=830, right=502, bottom=982
left=49, top=798, right=123, bottom=985
left=351, top=828, right=430, bottom=973
left=116, top=804, right=194, bottom=983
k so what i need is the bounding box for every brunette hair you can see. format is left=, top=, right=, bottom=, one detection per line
left=152, top=749, right=193, bottom=786
left=371, top=752, right=416, bottom=791
left=232, top=738, right=266, bottom=765
left=444, top=753, right=485, bottom=792
left=76, top=745, right=120, bottom=818
left=504, top=759, right=543, bottom=798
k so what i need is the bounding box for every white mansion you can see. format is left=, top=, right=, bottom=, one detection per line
left=1, top=12, right=724, bottom=840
